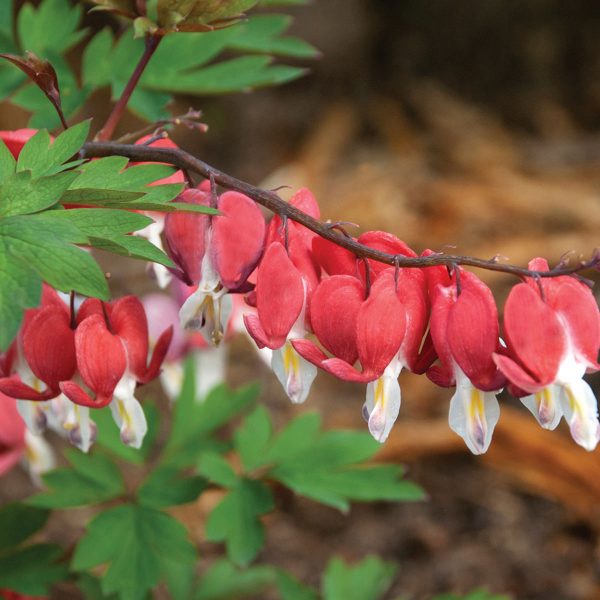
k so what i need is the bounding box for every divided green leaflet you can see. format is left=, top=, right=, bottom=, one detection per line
left=72, top=503, right=196, bottom=600
left=137, top=465, right=207, bottom=508
left=4, top=0, right=316, bottom=125
left=27, top=450, right=125, bottom=509
left=196, top=560, right=276, bottom=600
left=322, top=556, right=397, bottom=600
left=205, top=477, right=274, bottom=566
left=0, top=544, right=69, bottom=596
left=0, top=503, right=49, bottom=552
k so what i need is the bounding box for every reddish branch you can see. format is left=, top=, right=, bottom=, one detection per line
left=95, top=35, right=162, bottom=142
left=82, top=141, right=600, bottom=280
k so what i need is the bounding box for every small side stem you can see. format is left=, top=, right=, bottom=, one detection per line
left=96, top=35, right=161, bottom=142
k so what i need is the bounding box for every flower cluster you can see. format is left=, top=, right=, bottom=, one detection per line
left=0, top=287, right=172, bottom=452
left=1, top=125, right=598, bottom=458
left=161, top=184, right=600, bottom=454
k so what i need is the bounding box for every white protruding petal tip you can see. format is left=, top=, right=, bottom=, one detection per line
left=111, top=377, right=148, bottom=449
left=364, top=374, right=401, bottom=444
left=449, top=385, right=500, bottom=455
left=560, top=379, right=600, bottom=452
left=521, top=385, right=563, bottom=431
left=23, top=430, right=55, bottom=485
left=271, top=342, right=317, bottom=405
left=64, top=405, right=96, bottom=453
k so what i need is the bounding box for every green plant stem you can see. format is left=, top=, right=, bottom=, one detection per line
left=96, top=35, right=161, bottom=142
left=82, top=140, right=600, bottom=280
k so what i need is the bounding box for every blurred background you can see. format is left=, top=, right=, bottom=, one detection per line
left=2, top=1, right=600, bottom=598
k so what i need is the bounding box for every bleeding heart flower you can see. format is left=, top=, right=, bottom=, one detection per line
left=165, top=187, right=265, bottom=344
left=362, top=267, right=433, bottom=443
left=493, top=258, right=600, bottom=450
left=244, top=241, right=317, bottom=403
left=60, top=296, right=172, bottom=449
left=293, top=270, right=407, bottom=383
left=0, top=287, right=78, bottom=437
left=426, top=264, right=506, bottom=454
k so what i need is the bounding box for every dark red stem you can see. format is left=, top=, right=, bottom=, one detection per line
left=96, top=35, right=161, bottom=142
left=81, top=141, right=600, bottom=281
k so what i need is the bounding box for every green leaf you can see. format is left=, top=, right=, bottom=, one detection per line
left=80, top=13, right=314, bottom=123
left=205, top=478, right=274, bottom=566
left=138, top=465, right=207, bottom=508
left=17, top=0, right=86, bottom=56
left=94, top=401, right=160, bottom=464
left=163, top=360, right=258, bottom=467
left=197, top=560, right=276, bottom=600
left=68, top=157, right=215, bottom=213
left=144, top=55, right=305, bottom=95
left=0, top=544, right=69, bottom=596
left=41, top=208, right=175, bottom=268
left=0, top=171, right=78, bottom=217
left=277, top=570, right=319, bottom=600
left=0, top=139, right=16, bottom=180
left=72, top=503, right=196, bottom=600
left=197, top=452, right=238, bottom=488
left=432, top=590, right=511, bottom=600
left=266, top=423, right=424, bottom=511
left=229, top=15, right=319, bottom=58
left=0, top=503, right=49, bottom=552
left=17, top=120, right=90, bottom=178
left=0, top=247, right=40, bottom=349
left=77, top=573, right=120, bottom=600
left=0, top=212, right=108, bottom=349
left=0, top=213, right=108, bottom=296
left=266, top=412, right=321, bottom=464
left=322, top=556, right=397, bottom=600
left=16, top=121, right=89, bottom=178
left=234, top=405, right=273, bottom=471
left=27, top=450, right=125, bottom=508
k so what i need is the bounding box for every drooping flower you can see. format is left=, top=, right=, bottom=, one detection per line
left=244, top=240, right=317, bottom=403
left=427, top=265, right=506, bottom=454
left=293, top=269, right=407, bottom=383
left=493, top=258, right=600, bottom=450
left=59, top=296, right=173, bottom=449
left=164, top=187, right=265, bottom=344
left=246, top=189, right=327, bottom=403
left=362, top=267, right=433, bottom=442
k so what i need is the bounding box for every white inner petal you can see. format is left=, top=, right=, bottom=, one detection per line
left=521, top=384, right=563, bottom=430
left=271, top=341, right=317, bottom=405
left=559, top=378, right=599, bottom=452
left=111, top=375, right=148, bottom=449
left=449, top=370, right=500, bottom=455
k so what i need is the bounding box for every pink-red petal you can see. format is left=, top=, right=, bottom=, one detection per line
left=356, top=272, right=406, bottom=378
left=164, top=188, right=210, bottom=284
left=75, top=315, right=126, bottom=401
left=251, top=242, right=304, bottom=350
left=447, top=277, right=503, bottom=391
left=110, top=296, right=149, bottom=380
left=309, top=275, right=364, bottom=365
left=23, top=306, right=76, bottom=390
left=503, top=283, right=565, bottom=386
left=211, top=191, right=265, bottom=290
